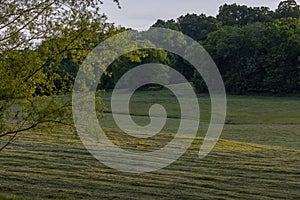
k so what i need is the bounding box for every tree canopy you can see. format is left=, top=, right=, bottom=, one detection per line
left=151, top=1, right=300, bottom=94
left=0, top=0, right=120, bottom=150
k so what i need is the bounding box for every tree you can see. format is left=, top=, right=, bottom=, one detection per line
left=217, top=3, right=248, bottom=26
left=152, top=15, right=215, bottom=82
left=100, top=48, right=168, bottom=90
left=202, top=23, right=267, bottom=94
left=276, top=0, right=300, bottom=18
left=177, top=13, right=220, bottom=41
left=260, top=18, right=300, bottom=93
left=217, top=4, right=275, bottom=26
left=196, top=16, right=300, bottom=94
left=152, top=19, right=180, bottom=31
left=0, top=0, right=120, bottom=150
left=247, top=7, right=275, bottom=23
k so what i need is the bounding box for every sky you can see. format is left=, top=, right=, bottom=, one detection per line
left=101, top=0, right=283, bottom=30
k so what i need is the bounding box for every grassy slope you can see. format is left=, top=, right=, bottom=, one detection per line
left=1, top=88, right=300, bottom=199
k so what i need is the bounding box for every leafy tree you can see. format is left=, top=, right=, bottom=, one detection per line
left=0, top=0, right=120, bottom=150
left=217, top=3, right=250, bottom=26
left=153, top=14, right=220, bottom=42
left=151, top=1, right=299, bottom=94
left=152, top=15, right=215, bottom=82
left=197, top=17, right=300, bottom=94
left=177, top=13, right=220, bottom=41
left=247, top=7, right=275, bottom=23
left=152, top=19, right=180, bottom=31
left=260, top=18, right=300, bottom=93
left=201, top=23, right=267, bottom=94
left=100, top=48, right=168, bottom=90
left=276, top=0, right=300, bottom=18
left=217, top=4, right=275, bottom=26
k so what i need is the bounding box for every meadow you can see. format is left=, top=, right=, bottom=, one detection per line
left=1, top=87, right=300, bottom=199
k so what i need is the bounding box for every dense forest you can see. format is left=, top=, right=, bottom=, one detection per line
left=67, top=0, right=300, bottom=94
left=3, top=0, right=300, bottom=95
left=151, top=0, right=300, bottom=94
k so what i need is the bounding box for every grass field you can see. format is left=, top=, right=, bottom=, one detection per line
left=1, top=88, right=300, bottom=199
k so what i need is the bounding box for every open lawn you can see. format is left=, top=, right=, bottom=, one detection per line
left=1, top=88, right=300, bottom=199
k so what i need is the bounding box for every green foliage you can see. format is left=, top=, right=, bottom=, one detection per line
left=152, top=14, right=220, bottom=82
left=178, top=14, right=220, bottom=41
left=0, top=194, right=19, bottom=200
left=276, top=0, right=300, bottom=18
left=153, top=1, right=300, bottom=94
left=100, top=48, right=169, bottom=89
left=200, top=18, right=300, bottom=94
left=152, top=1, right=299, bottom=94
left=191, top=70, right=207, bottom=93
left=189, top=1, right=300, bottom=94
left=0, top=0, right=120, bottom=149
left=260, top=18, right=300, bottom=93
left=153, top=13, right=220, bottom=42
left=152, top=19, right=180, bottom=31
left=203, top=24, right=263, bottom=93
left=217, top=4, right=275, bottom=26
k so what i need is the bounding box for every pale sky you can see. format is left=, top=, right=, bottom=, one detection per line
left=101, top=0, right=283, bottom=30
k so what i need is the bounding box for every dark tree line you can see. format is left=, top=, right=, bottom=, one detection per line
left=51, top=0, right=299, bottom=94
left=152, top=0, right=300, bottom=94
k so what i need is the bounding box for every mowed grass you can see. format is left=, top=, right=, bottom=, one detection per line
left=101, top=87, right=300, bottom=149
left=1, top=87, right=300, bottom=199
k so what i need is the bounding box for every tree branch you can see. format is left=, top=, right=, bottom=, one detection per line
left=0, top=132, right=18, bottom=151
left=0, top=0, right=57, bottom=42
left=22, top=28, right=87, bottom=83
left=0, top=122, right=38, bottom=138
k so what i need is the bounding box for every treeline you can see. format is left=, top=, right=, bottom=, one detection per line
left=151, top=0, right=300, bottom=94
left=22, top=0, right=300, bottom=95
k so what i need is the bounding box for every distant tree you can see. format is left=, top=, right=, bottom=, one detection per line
left=150, top=1, right=300, bottom=94
left=152, top=14, right=219, bottom=82
left=247, top=7, right=275, bottom=23
left=152, top=19, right=180, bottom=31
left=260, top=18, right=300, bottom=93
left=199, top=17, right=300, bottom=94
left=191, top=70, right=208, bottom=93
left=100, top=48, right=169, bottom=89
left=177, top=13, right=220, bottom=41
left=202, top=23, right=267, bottom=94
left=217, top=3, right=250, bottom=26
left=217, top=4, right=275, bottom=26
left=276, top=0, right=300, bottom=18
